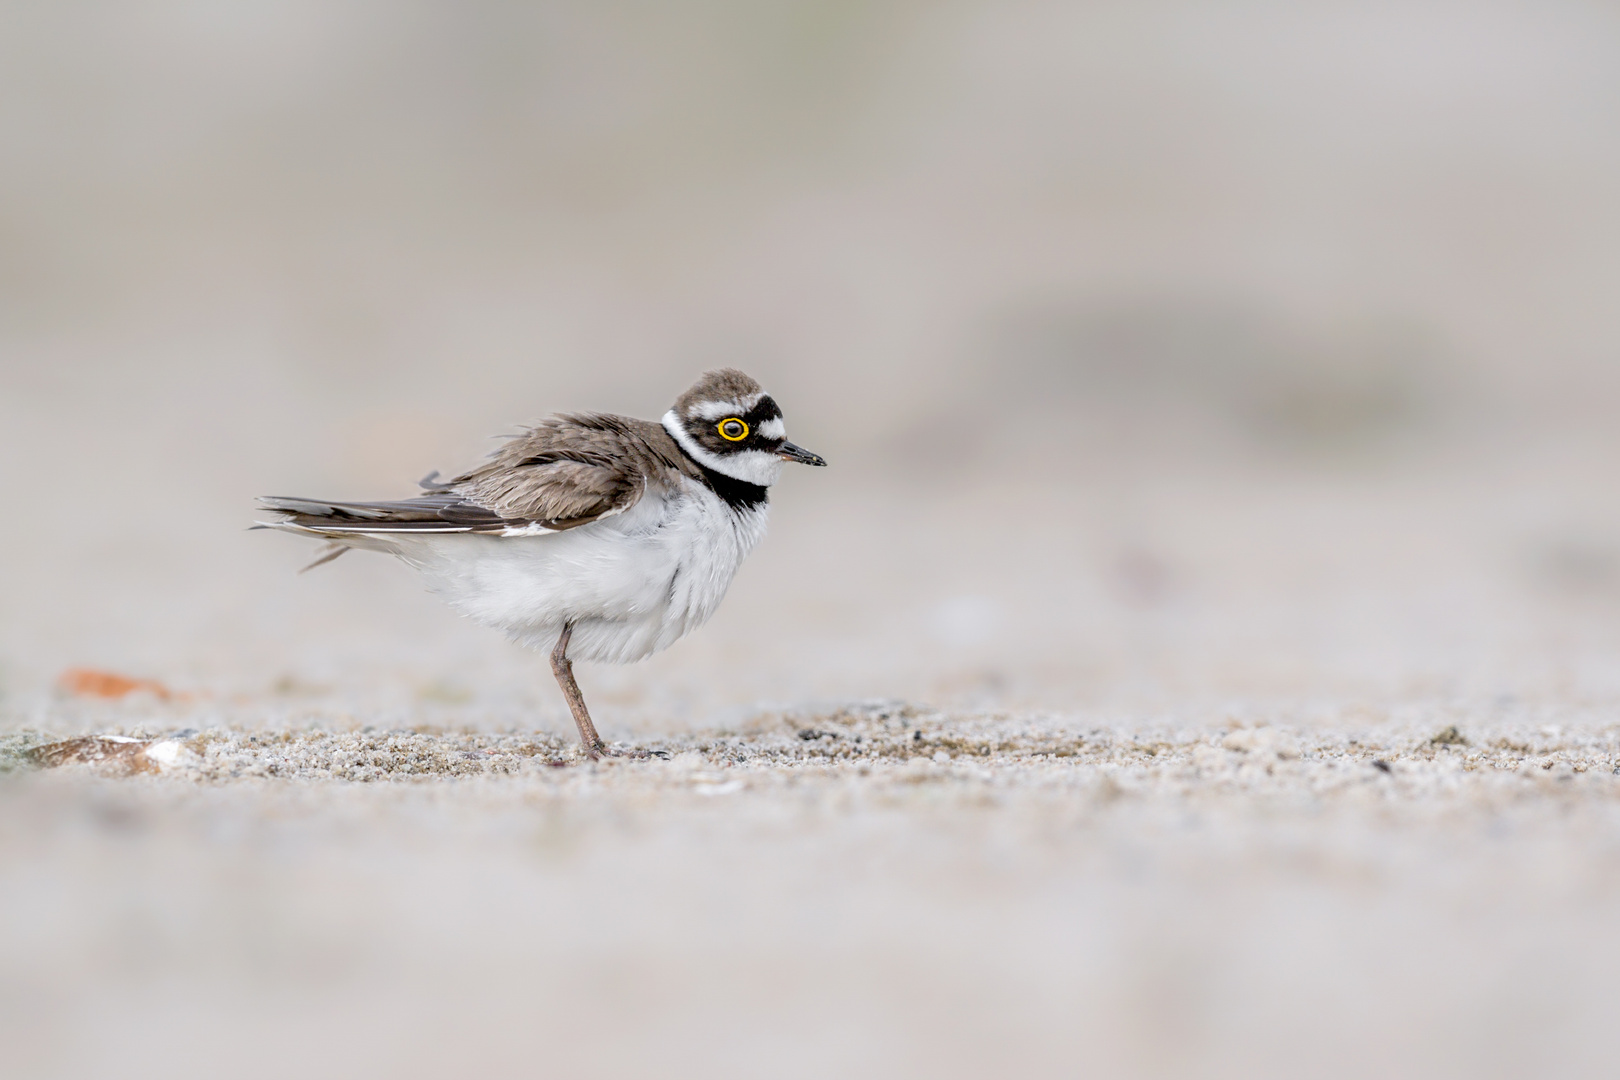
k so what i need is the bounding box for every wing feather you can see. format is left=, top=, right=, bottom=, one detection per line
left=443, top=414, right=653, bottom=529
left=258, top=412, right=667, bottom=539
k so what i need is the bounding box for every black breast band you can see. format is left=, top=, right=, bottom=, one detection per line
left=692, top=462, right=769, bottom=511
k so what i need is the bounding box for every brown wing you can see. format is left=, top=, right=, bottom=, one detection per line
left=444, top=413, right=655, bottom=529
left=259, top=413, right=661, bottom=538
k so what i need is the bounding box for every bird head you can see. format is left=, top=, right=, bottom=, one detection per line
left=663, top=368, right=826, bottom=485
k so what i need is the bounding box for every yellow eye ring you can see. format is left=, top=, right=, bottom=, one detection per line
left=718, top=418, right=748, bottom=441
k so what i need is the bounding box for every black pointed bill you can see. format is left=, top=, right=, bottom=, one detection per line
left=776, top=441, right=827, bottom=466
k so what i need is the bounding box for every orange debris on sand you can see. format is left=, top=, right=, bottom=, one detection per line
left=58, top=668, right=174, bottom=701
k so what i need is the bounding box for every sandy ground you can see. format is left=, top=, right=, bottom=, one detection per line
left=6, top=684, right=1620, bottom=1079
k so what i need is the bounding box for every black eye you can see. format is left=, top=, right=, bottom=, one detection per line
left=718, top=418, right=748, bottom=441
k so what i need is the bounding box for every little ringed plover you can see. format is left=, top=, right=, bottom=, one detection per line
left=257, top=368, right=826, bottom=758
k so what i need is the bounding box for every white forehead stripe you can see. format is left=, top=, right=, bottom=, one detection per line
left=757, top=418, right=785, bottom=439
left=690, top=394, right=763, bottom=421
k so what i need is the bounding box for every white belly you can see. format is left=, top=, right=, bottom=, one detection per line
left=388, top=478, right=768, bottom=663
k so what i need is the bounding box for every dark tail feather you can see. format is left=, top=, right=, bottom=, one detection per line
left=299, top=544, right=349, bottom=573
left=418, top=470, right=455, bottom=492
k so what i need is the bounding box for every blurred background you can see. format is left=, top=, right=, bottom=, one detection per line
left=7, top=5, right=1620, bottom=1079
left=4, top=0, right=1620, bottom=727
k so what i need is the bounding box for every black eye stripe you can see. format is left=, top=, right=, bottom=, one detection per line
left=744, top=398, right=781, bottom=424
left=684, top=397, right=782, bottom=449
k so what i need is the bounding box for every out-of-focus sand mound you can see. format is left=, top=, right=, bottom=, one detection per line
left=5, top=701, right=1619, bottom=1079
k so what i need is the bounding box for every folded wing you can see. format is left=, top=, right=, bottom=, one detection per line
left=258, top=415, right=652, bottom=537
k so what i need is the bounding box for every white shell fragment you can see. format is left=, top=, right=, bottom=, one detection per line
left=26, top=735, right=199, bottom=776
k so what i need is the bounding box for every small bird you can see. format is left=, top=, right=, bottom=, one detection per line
left=257, top=369, right=826, bottom=758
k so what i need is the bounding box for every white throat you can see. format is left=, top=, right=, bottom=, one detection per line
left=662, top=410, right=784, bottom=487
